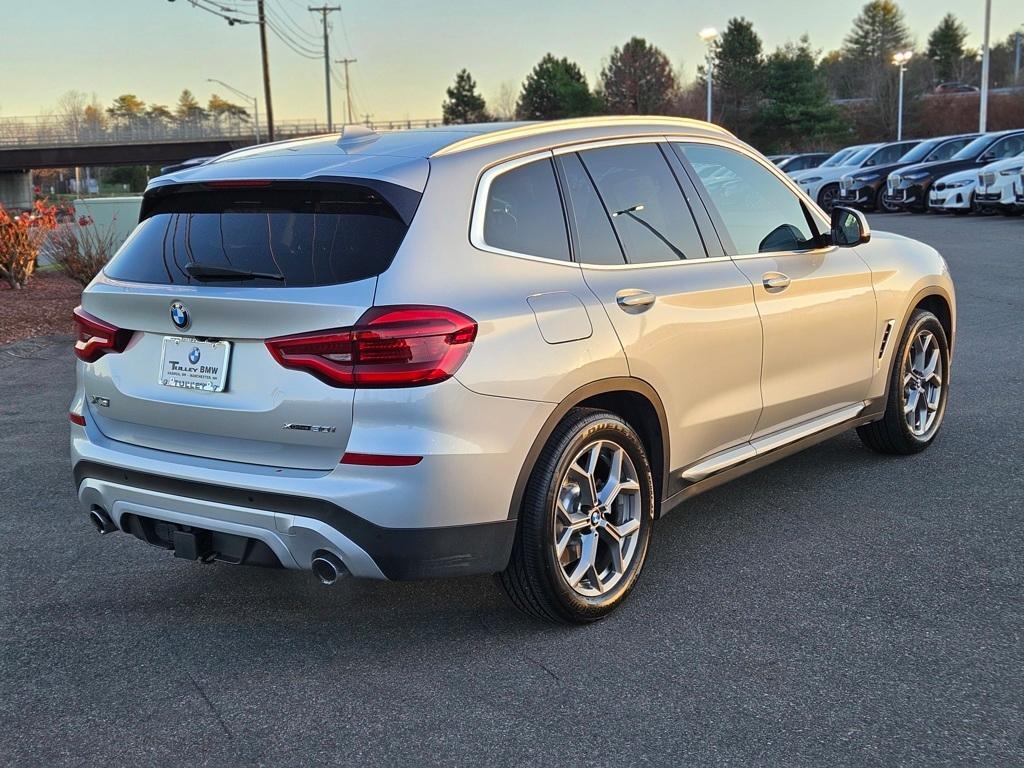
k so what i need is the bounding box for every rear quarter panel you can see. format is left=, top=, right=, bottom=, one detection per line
left=372, top=151, right=629, bottom=404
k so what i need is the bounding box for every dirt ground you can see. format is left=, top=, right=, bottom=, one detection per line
left=0, top=271, right=81, bottom=345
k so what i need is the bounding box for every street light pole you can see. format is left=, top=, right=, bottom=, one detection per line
left=207, top=78, right=260, bottom=144
left=893, top=51, right=913, bottom=141
left=699, top=28, right=718, bottom=124
left=979, top=0, right=992, bottom=132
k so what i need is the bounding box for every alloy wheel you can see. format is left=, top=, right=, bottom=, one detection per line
left=818, top=184, right=839, bottom=212
left=553, top=439, right=642, bottom=598
left=902, top=329, right=944, bottom=437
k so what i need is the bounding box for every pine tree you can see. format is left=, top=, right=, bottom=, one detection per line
left=175, top=89, right=206, bottom=122
left=442, top=69, right=489, bottom=124
left=516, top=54, right=601, bottom=120
left=708, top=18, right=764, bottom=134
left=599, top=37, right=678, bottom=115
left=754, top=38, right=847, bottom=151
left=927, top=14, right=968, bottom=83
left=843, top=0, right=912, bottom=65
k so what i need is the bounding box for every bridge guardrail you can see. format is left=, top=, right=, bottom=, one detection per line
left=0, top=115, right=444, bottom=149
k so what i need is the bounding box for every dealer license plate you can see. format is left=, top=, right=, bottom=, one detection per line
left=159, top=337, right=231, bottom=392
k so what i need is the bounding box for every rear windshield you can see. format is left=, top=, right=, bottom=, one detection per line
left=104, top=184, right=410, bottom=287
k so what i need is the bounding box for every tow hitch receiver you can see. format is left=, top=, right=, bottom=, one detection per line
left=172, top=529, right=211, bottom=561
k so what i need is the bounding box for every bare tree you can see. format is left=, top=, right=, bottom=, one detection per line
left=491, top=81, right=518, bottom=121
left=56, top=90, right=88, bottom=140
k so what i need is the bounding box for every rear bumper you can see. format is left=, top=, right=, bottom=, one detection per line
left=74, top=461, right=515, bottom=579
left=70, top=376, right=554, bottom=580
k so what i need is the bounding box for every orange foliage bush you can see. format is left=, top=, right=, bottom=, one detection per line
left=0, top=199, right=58, bottom=289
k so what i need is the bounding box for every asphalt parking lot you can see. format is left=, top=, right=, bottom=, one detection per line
left=1, top=212, right=1021, bottom=767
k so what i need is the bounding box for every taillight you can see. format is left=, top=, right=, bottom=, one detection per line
left=73, top=306, right=133, bottom=363
left=266, top=305, right=477, bottom=388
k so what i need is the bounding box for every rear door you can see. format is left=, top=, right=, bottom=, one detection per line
left=79, top=181, right=411, bottom=470
left=674, top=141, right=877, bottom=437
left=558, top=140, right=763, bottom=472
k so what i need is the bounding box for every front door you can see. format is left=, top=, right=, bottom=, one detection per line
left=674, top=141, right=878, bottom=437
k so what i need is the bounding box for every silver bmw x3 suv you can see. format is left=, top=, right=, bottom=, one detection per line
left=71, top=117, right=955, bottom=623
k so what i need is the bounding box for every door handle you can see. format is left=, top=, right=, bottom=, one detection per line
left=762, top=272, right=791, bottom=291
left=615, top=289, right=656, bottom=312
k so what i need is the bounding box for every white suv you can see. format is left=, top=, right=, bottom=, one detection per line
left=71, top=118, right=956, bottom=623
left=973, top=151, right=1024, bottom=213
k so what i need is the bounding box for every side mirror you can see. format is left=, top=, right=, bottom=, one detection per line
left=831, top=206, right=871, bottom=247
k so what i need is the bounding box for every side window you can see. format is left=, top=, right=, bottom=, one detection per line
left=868, top=143, right=910, bottom=166
left=483, top=158, right=570, bottom=261
left=577, top=143, right=708, bottom=263
left=930, top=138, right=968, bottom=161
left=674, top=143, right=819, bottom=256
left=557, top=153, right=625, bottom=265
left=989, top=135, right=1024, bottom=160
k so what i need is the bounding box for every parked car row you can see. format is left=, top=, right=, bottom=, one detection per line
left=776, top=128, right=1024, bottom=217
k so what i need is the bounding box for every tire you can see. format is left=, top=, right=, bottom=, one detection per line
left=499, top=408, right=656, bottom=624
left=875, top=187, right=899, bottom=213
left=817, top=183, right=840, bottom=212
left=857, top=309, right=949, bottom=455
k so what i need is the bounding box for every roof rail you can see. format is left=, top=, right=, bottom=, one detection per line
left=431, top=115, right=732, bottom=157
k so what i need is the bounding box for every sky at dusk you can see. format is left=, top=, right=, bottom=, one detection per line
left=1, top=1, right=1020, bottom=123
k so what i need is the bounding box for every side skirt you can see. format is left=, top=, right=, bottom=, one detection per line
left=658, top=402, right=883, bottom=518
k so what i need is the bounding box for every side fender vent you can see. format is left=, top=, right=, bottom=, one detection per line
left=878, top=319, right=896, bottom=360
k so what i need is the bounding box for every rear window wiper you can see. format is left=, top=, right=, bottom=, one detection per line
left=184, top=262, right=285, bottom=281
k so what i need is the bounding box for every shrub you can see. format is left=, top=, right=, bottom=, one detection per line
left=47, top=213, right=125, bottom=286
left=0, top=200, right=58, bottom=289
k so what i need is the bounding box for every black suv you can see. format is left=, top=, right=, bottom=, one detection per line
left=836, top=134, right=977, bottom=213
left=884, top=130, right=1024, bottom=212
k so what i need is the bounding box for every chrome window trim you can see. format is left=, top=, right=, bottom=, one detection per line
left=468, top=149, right=581, bottom=268
left=667, top=136, right=837, bottom=262
left=558, top=135, right=723, bottom=269
left=470, top=138, right=720, bottom=270
left=468, top=133, right=834, bottom=271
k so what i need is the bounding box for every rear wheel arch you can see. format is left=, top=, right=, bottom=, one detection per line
left=507, top=379, right=669, bottom=522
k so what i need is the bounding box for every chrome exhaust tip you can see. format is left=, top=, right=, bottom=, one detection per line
left=89, top=507, right=117, bottom=535
left=311, top=551, right=348, bottom=585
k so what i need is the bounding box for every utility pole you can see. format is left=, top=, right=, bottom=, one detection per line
left=335, top=58, right=357, bottom=125
left=309, top=5, right=341, bottom=131
left=257, top=0, right=275, bottom=141
left=979, top=0, right=992, bottom=132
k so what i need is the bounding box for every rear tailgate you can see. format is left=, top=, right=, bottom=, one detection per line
left=77, top=179, right=416, bottom=470
left=81, top=281, right=374, bottom=470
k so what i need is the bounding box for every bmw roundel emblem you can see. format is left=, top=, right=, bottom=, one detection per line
left=188, top=347, right=201, bottom=365
left=170, top=301, right=190, bottom=330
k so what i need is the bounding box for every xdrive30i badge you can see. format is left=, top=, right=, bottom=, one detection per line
left=170, top=301, right=190, bottom=330
left=283, top=423, right=337, bottom=434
